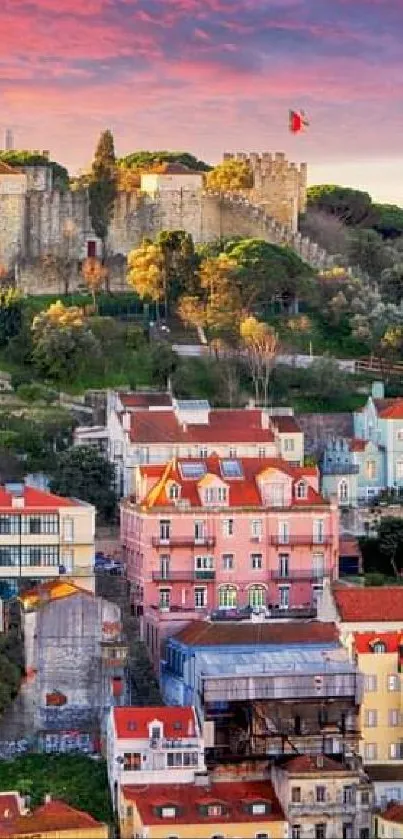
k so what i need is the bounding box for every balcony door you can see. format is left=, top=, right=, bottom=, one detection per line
left=160, top=555, right=170, bottom=580
left=278, top=553, right=289, bottom=579
left=278, top=585, right=290, bottom=609
left=278, top=521, right=289, bottom=545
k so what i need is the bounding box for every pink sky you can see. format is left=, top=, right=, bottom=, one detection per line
left=1, top=0, right=403, bottom=203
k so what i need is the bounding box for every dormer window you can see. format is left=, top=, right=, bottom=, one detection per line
left=296, top=481, right=307, bottom=499
left=372, top=641, right=386, bottom=654
left=150, top=723, right=162, bottom=740
left=155, top=805, right=177, bottom=818
left=218, top=487, right=227, bottom=502
left=169, top=483, right=180, bottom=500
left=199, top=803, right=226, bottom=817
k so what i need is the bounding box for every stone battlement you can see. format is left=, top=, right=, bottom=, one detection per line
left=223, top=151, right=307, bottom=226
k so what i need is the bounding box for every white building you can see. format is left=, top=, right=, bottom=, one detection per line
left=106, top=705, right=206, bottom=808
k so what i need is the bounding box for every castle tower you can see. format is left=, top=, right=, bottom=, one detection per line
left=5, top=129, right=14, bottom=151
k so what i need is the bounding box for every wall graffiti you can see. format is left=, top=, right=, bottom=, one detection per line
left=0, top=738, right=33, bottom=759
left=0, top=731, right=100, bottom=759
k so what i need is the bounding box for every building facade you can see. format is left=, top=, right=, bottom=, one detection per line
left=272, top=754, right=372, bottom=839
left=320, top=437, right=385, bottom=508
left=106, top=706, right=205, bottom=807
left=0, top=483, right=96, bottom=607
left=106, top=391, right=304, bottom=497
left=375, top=803, right=403, bottom=839
left=120, top=455, right=339, bottom=664
left=161, top=619, right=363, bottom=763
left=353, top=383, right=403, bottom=494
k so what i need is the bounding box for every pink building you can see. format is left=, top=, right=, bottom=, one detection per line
left=120, top=455, right=339, bottom=663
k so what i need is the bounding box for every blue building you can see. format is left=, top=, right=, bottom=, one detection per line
left=161, top=619, right=363, bottom=761
left=320, top=435, right=384, bottom=507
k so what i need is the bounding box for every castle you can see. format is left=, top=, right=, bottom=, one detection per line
left=0, top=151, right=335, bottom=294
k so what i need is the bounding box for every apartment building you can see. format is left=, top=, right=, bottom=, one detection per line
left=318, top=583, right=403, bottom=768
left=106, top=706, right=205, bottom=807
left=0, top=483, right=96, bottom=607
left=104, top=389, right=304, bottom=495
left=121, top=454, right=339, bottom=663
left=272, top=754, right=372, bottom=839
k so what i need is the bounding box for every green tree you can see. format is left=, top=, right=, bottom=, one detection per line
left=225, top=238, right=314, bottom=309
left=88, top=130, right=117, bottom=265
left=307, top=184, right=376, bottom=226
left=347, top=228, right=393, bottom=280
left=50, top=446, right=117, bottom=523
left=0, top=151, right=69, bottom=191
left=0, top=288, right=23, bottom=348
left=377, top=518, right=403, bottom=576
left=149, top=342, right=178, bottom=388
left=380, top=263, right=403, bottom=305
left=206, top=159, right=253, bottom=191
left=372, top=203, right=403, bottom=239
left=118, top=150, right=210, bottom=172
left=31, top=302, right=101, bottom=382
left=156, top=230, right=198, bottom=302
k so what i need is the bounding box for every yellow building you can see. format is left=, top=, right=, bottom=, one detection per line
left=318, top=583, right=403, bottom=766
left=0, top=794, right=109, bottom=838
left=271, top=754, right=372, bottom=839
left=119, top=780, right=286, bottom=839
left=0, top=483, right=96, bottom=605
left=375, top=803, right=403, bottom=838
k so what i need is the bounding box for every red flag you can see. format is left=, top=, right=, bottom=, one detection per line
left=289, top=109, right=309, bottom=133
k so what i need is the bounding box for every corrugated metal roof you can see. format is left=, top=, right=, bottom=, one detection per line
left=197, top=648, right=354, bottom=678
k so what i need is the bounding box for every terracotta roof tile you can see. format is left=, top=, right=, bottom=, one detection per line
left=121, top=780, right=285, bottom=825
left=375, top=398, right=403, bottom=419
left=119, top=392, right=172, bottom=409
left=271, top=415, right=302, bottom=434
left=349, top=438, right=368, bottom=452
left=128, top=409, right=276, bottom=444
left=0, top=162, right=22, bottom=175
left=381, top=803, right=403, bottom=824
left=7, top=799, right=105, bottom=836
left=0, top=486, right=80, bottom=510
left=113, top=706, right=197, bottom=739
left=353, top=631, right=402, bottom=654
left=281, top=754, right=348, bottom=774
left=173, top=620, right=339, bottom=647
left=333, top=585, right=403, bottom=622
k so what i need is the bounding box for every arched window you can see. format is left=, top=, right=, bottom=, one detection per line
left=296, top=481, right=307, bottom=499
left=372, top=641, right=386, bottom=654
left=339, top=480, right=349, bottom=503
left=248, top=586, right=266, bottom=609
left=218, top=585, right=237, bottom=609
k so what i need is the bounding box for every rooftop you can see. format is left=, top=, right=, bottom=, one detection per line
left=119, top=391, right=172, bottom=409
left=365, top=764, right=403, bottom=782
left=112, top=706, right=198, bottom=739
left=380, top=803, right=403, bottom=824
left=127, top=408, right=276, bottom=444
left=270, top=415, right=302, bottom=434
left=0, top=798, right=105, bottom=837
left=121, top=780, right=285, bottom=825
left=280, top=754, right=353, bottom=774
left=173, top=620, right=339, bottom=648
left=136, top=455, right=324, bottom=510
left=0, top=162, right=22, bottom=175
left=332, top=585, right=403, bottom=622
left=374, top=397, right=403, bottom=419
left=354, top=631, right=402, bottom=654
left=0, top=485, right=80, bottom=510
left=19, top=579, right=92, bottom=610
left=197, top=647, right=355, bottom=679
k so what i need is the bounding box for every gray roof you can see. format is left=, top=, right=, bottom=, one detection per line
left=198, top=648, right=355, bottom=678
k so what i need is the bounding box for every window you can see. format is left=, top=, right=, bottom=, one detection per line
left=218, top=585, right=237, bottom=609
left=252, top=803, right=268, bottom=815
left=62, top=517, right=74, bottom=542
left=223, top=519, right=234, bottom=537
left=20, top=515, right=59, bottom=535
left=284, top=438, right=295, bottom=452
left=123, top=752, right=141, bottom=770
left=251, top=519, right=262, bottom=539
left=169, top=483, right=180, bottom=500
left=361, top=791, right=370, bottom=806
left=389, top=743, right=403, bottom=759
left=296, top=481, right=307, bottom=499
left=159, top=520, right=171, bottom=541
left=194, top=587, right=206, bottom=608
left=266, top=482, right=285, bottom=506
left=278, top=585, right=290, bottom=608
left=217, top=487, right=227, bottom=502
left=20, top=546, right=59, bottom=567
left=160, top=555, right=170, bottom=579
left=292, top=828, right=301, bottom=839
left=222, top=554, right=234, bottom=570
left=365, top=709, right=378, bottom=727
left=0, top=546, right=20, bottom=567
left=255, top=834, right=268, bottom=839
left=248, top=586, right=266, bottom=609
left=315, top=825, right=326, bottom=839
left=313, top=519, right=325, bottom=543
left=291, top=787, right=301, bottom=803
left=364, top=742, right=377, bottom=760
left=278, top=521, right=289, bottom=544
left=365, top=674, right=377, bottom=692
left=343, top=786, right=354, bottom=805
left=161, top=807, right=177, bottom=818
left=87, top=240, right=96, bottom=258
left=207, top=805, right=222, bottom=817
left=397, top=429, right=403, bottom=441
left=278, top=553, right=289, bottom=578
left=339, top=480, right=349, bottom=503
left=388, top=674, right=400, bottom=691
left=0, top=515, right=19, bottom=535
left=229, top=448, right=237, bottom=458
left=316, top=786, right=326, bottom=803
left=312, top=553, right=325, bottom=579
left=342, top=824, right=353, bottom=839
left=167, top=753, right=182, bottom=767
left=389, top=709, right=400, bottom=727
left=251, top=553, right=262, bottom=570
left=183, top=752, right=198, bottom=766
left=366, top=459, right=376, bottom=479
left=159, top=589, right=170, bottom=610
left=372, top=641, right=386, bottom=653
left=258, top=448, right=266, bottom=458
left=397, top=460, right=403, bottom=480
left=199, top=448, right=208, bottom=458
left=195, top=555, right=214, bottom=570
left=194, top=520, right=205, bottom=542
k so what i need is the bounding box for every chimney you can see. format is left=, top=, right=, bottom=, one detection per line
left=316, top=754, right=324, bottom=769
left=194, top=773, right=210, bottom=787
left=44, top=793, right=52, bottom=804
left=261, top=409, right=270, bottom=429
left=42, top=150, right=50, bottom=160
left=122, top=412, right=130, bottom=432
left=5, top=483, right=25, bottom=508
left=247, top=398, right=255, bottom=409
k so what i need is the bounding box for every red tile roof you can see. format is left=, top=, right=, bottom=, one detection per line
left=122, top=780, right=285, bottom=825
left=113, top=706, right=198, bottom=739
left=271, top=415, right=302, bottom=434
left=381, top=803, right=403, bottom=824
left=0, top=793, right=21, bottom=825
left=332, top=585, right=403, bottom=622
left=128, top=408, right=276, bottom=444
left=376, top=398, right=403, bottom=419
left=281, top=754, right=349, bottom=774
left=349, top=438, right=368, bottom=452
left=0, top=486, right=79, bottom=511
left=119, top=392, right=172, bottom=409
left=0, top=162, right=21, bottom=175
left=339, top=537, right=362, bottom=558
left=137, top=455, right=325, bottom=510
left=173, top=620, right=339, bottom=647
left=1, top=799, right=105, bottom=836
left=353, top=631, right=402, bottom=654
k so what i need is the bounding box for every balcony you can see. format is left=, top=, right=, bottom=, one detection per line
left=270, top=568, right=330, bottom=581
left=269, top=535, right=333, bottom=546
left=201, top=671, right=363, bottom=704
left=288, top=799, right=358, bottom=816
left=152, top=536, right=216, bottom=548
left=148, top=604, right=208, bottom=621
left=321, top=464, right=360, bottom=476
left=152, top=570, right=215, bottom=582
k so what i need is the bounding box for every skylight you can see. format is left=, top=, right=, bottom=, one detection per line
left=180, top=462, right=207, bottom=480
left=220, top=459, right=243, bottom=479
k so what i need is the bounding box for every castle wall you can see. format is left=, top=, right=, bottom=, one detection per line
left=0, top=173, right=27, bottom=267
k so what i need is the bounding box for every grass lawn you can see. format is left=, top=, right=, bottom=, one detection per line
left=0, top=754, right=112, bottom=823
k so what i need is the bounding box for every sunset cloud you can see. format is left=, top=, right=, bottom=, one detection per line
left=0, top=0, right=402, bottom=202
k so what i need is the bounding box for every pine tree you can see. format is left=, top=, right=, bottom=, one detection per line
left=88, top=130, right=117, bottom=266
